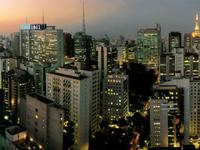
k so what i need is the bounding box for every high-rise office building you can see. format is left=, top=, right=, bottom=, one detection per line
left=63, top=33, right=74, bottom=58
left=160, top=53, right=175, bottom=82
left=162, top=78, right=190, bottom=145
left=160, top=48, right=200, bottom=81
left=10, top=32, right=20, bottom=57
left=150, top=85, right=184, bottom=147
left=160, top=48, right=184, bottom=82
left=74, top=32, right=93, bottom=68
left=150, top=99, right=178, bottom=147
left=136, top=24, right=161, bottom=70
left=97, top=40, right=118, bottom=76
left=79, top=69, right=100, bottom=135
left=184, top=52, right=200, bottom=78
left=0, top=48, right=17, bottom=88
left=103, top=73, right=129, bottom=120
left=97, top=42, right=109, bottom=79
left=184, top=33, right=192, bottom=49
left=96, top=40, right=118, bottom=101
left=190, top=79, right=200, bottom=137
left=19, top=62, right=46, bottom=96
left=1, top=69, right=34, bottom=123
left=117, top=45, right=135, bottom=64
left=169, top=32, right=182, bottom=52
left=20, top=24, right=64, bottom=68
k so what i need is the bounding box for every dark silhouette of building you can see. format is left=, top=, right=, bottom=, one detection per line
left=169, top=32, right=182, bottom=52
left=63, top=33, right=74, bottom=58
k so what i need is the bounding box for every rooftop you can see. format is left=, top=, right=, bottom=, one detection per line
left=6, top=126, right=26, bottom=135
left=28, top=94, right=53, bottom=104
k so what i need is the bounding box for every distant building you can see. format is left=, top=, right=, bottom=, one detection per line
left=185, top=13, right=200, bottom=51
left=136, top=24, right=161, bottom=70
left=117, top=46, right=135, bottom=64
left=96, top=41, right=118, bottom=76
left=0, top=57, right=17, bottom=87
left=184, top=33, right=192, bottom=50
left=10, top=32, right=20, bottom=57
left=191, top=13, right=200, bottom=50
left=160, top=49, right=200, bottom=82
left=160, top=48, right=184, bottom=82
left=184, top=52, right=200, bottom=78
left=97, top=42, right=108, bottom=79
left=169, top=32, right=182, bottom=52
left=97, top=40, right=117, bottom=116
left=74, top=32, right=93, bottom=68
left=63, top=33, right=74, bottom=58
left=103, top=73, right=129, bottom=120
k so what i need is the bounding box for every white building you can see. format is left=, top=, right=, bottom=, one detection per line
left=46, top=67, right=100, bottom=150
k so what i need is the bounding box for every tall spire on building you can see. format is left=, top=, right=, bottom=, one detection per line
left=82, top=0, right=86, bottom=33
left=195, top=12, right=199, bottom=32
left=42, top=9, right=45, bottom=24
left=25, top=16, right=28, bottom=24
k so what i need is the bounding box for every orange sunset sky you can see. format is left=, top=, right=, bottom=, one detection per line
left=0, top=0, right=123, bottom=35
left=0, top=0, right=199, bottom=37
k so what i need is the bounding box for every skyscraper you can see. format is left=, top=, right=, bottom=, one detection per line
left=190, top=79, right=200, bottom=137
left=184, top=52, right=200, bottom=77
left=169, top=32, right=182, bottom=52
left=162, top=78, right=190, bottom=145
left=74, top=32, right=93, bottom=68
left=136, top=24, right=161, bottom=70
left=63, top=33, right=74, bottom=58
left=10, top=32, right=20, bottom=57
left=150, top=85, right=184, bottom=147
left=1, top=69, right=34, bottom=123
left=103, top=73, right=129, bottom=120
left=159, top=48, right=184, bottom=82
left=20, top=24, right=64, bottom=68
left=184, top=33, right=192, bottom=49
left=46, top=67, right=100, bottom=150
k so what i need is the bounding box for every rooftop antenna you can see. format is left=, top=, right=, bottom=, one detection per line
left=42, top=8, right=45, bottom=24
left=26, top=16, right=28, bottom=24
left=82, top=0, right=86, bottom=33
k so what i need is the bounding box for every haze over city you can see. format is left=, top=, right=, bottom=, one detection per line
left=0, top=0, right=200, bottom=37
left=1, top=0, right=200, bottom=149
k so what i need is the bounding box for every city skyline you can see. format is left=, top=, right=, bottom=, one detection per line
left=0, top=0, right=200, bottom=37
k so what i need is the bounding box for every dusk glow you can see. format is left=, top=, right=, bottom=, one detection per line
left=1, top=1, right=200, bottom=150
left=0, top=0, right=200, bottom=36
